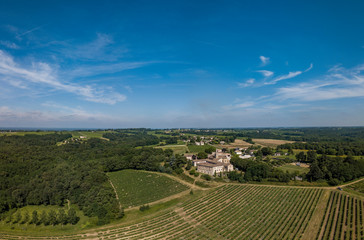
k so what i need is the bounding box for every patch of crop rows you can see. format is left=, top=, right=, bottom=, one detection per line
left=181, top=184, right=322, bottom=240
left=95, top=211, right=210, bottom=240
left=316, top=191, right=363, bottom=240
left=0, top=185, right=329, bottom=240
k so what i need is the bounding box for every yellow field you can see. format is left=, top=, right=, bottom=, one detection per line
left=253, top=138, right=295, bottom=147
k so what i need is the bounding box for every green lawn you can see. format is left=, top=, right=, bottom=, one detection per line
left=187, top=144, right=213, bottom=153
left=277, top=164, right=310, bottom=174
left=107, top=170, right=190, bottom=208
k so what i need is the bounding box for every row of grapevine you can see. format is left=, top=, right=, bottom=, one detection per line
left=317, top=191, right=363, bottom=240
left=2, top=184, right=362, bottom=240
left=180, top=184, right=322, bottom=240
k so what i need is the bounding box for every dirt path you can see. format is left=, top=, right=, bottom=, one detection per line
left=339, top=177, right=364, bottom=187
left=138, top=170, right=207, bottom=190
left=108, top=179, right=122, bottom=211
left=124, top=189, right=192, bottom=212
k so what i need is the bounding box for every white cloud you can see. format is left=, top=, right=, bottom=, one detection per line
left=62, top=33, right=127, bottom=61
left=0, top=40, right=19, bottom=49
left=67, top=61, right=154, bottom=77
left=15, top=25, right=46, bottom=39
left=0, top=50, right=126, bottom=104
left=223, top=101, right=255, bottom=110
left=266, top=71, right=302, bottom=85
left=257, top=70, right=274, bottom=77
left=238, top=78, right=255, bottom=88
left=276, top=64, right=364, bottom=101
left=259, top=56, right=270, bottom=66
left=304, top=63, right=313, bottom=72
left=0, top=104, right=121, bottom=127
left=262, top=63, right=313, bottom=85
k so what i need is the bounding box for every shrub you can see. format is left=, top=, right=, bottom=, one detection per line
left=201, top=174, right=212, bottom=181
left=139, top=205, right=150, bottom=212
left=174, top=168, right=183, bottom=174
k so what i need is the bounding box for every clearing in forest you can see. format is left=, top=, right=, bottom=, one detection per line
left=107, top=170, right=190, bottom=208
left=278, top=164, right=310, bottom=174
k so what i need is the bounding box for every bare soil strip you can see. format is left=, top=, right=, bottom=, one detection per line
left=108, top=179, right=122, bottom=211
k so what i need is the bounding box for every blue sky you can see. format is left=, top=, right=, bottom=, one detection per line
left=0, top=0, right=363, bottom=128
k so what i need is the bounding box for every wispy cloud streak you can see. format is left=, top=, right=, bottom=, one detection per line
left=257, top=70, right=274, bottom=77
left=0, top=50, right=126, bottom=104
left=237, top=78, right=255, bottom=87
left=277, top=64, right=364, bottom=101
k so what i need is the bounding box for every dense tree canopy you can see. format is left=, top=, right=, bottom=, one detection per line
left=0, top=133, right=171, bottom=224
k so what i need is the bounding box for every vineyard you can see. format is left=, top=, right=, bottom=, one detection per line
left=107, top=170, right=190, bottom=207
left=1, top=184, right=340, bottom=240
left=316, top=191, right=363, bottom=240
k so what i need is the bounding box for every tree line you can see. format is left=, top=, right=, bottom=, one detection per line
left=6, top=208, right=79, bottom=226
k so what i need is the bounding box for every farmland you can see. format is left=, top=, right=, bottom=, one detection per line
left=4, top=185, right=361, bottom=239
left=107, top=170, right=190, bottom=207
left=253, top=138, right=295, bottom=147
left=316, top=191, right=363, bottom=240
left=187, top=144, right=214, bottom=153
left=156, top=144, right=188, bottom=154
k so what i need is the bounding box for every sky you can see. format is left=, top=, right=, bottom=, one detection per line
left=0, top=0, right=364, bottom=128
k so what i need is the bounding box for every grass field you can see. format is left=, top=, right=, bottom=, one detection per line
left=107, top=170, right=190, bottom=207
left=187, top=144, right=214, bottom=153
left=277, top=164, right=310, bottom=174
left=156, top=145, right=188, bottom=154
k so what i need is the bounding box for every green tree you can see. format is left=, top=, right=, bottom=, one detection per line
left=31, top=210, right=39, bottom=225
left=306, top=150, right=317, bottom=162
left=13, top=211, right=22, bottom=224
left=40, top=210, right=49, bottom=225
left=307, top=160, right=324, bottom=181
left=197, top=152, right=208, bottom=159
left=204, top=146, right=216, bottom=154
left=296, top=152, right=307, bottom=162
left=48, top=209, right=57, bottom=225
left=21, top=211, right=29, bottom=224
left=67, top=208, right=80, bottom=224
left=58, top=209, right=68, bottom=225
left=116, top=208, right=124, bottom=219
left=261, top=147, right=273, bottom=156
left=5, top=213, right=13, bottom=223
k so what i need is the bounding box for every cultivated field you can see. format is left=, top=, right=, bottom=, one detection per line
left=187, top=144, right=214, bottom=153
left=107, top=170, right=190, bottom=207
left=214, top=139, right=252, bottom=149
left=156, top=145, right=189, bottom=154
left=1, top=184, right=363, bottom=239
left=253, top=138, right=295, bottom=147
left=316, top=191, right=363, bottom=240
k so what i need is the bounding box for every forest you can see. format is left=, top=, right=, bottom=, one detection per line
left=0, top=132, right=171, bottom=225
